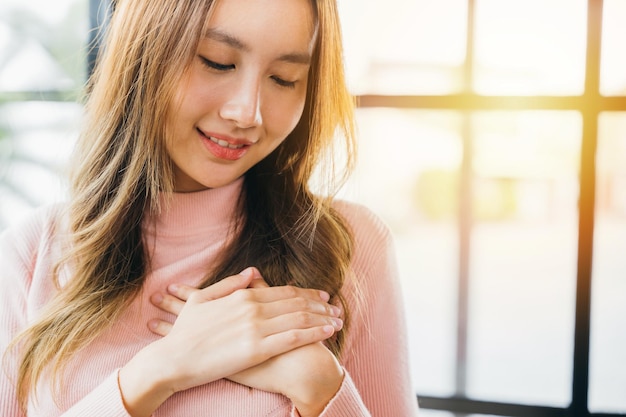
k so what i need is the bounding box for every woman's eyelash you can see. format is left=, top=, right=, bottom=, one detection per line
left=199, top=56, right=296, bottom=88
left=200, top=56, right=234, bottom=71
left=271, top=76, right=296, bottom=89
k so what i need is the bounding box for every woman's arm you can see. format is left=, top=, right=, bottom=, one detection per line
left=145, top=274, right=346, bottom=417
left=144, top=204, right=419, bottom=417
left=325, top=202, right=419, bottom=417
left=1, top=211, right=341, bottom=417
left=0, top=223, right=33, bottom=416
left=119, top=267, right=342, bottom=417
left=0, top=210, right=131, bottom=417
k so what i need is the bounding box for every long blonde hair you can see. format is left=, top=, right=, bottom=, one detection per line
left=10, top=0, right=356, bottom=410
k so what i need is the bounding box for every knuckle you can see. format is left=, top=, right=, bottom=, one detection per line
left=186, top=291, right=202, bottom=303
left=296, top=311, right=313, bottom=326
left=283, top=285, right=298, bottom=298
left=243, top=327, right=266, bottom=352
left=162, top=295, right=176, bottom=307
left=285, top=330, right=302, bottom=347
left=233, top=288, right=252, bottom=302
left=242, top=302, right=262, bottom=317
left=294, top=296, right=309, bottom=309
left=242, top=318, right=261, bottom=336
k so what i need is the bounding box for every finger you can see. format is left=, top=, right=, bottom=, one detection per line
left=263, top=311, right=343, bottom=336
left=247, top=278, right=331, bottom=305
left=166, top=283, right=198, bottom=302
left=249, top=277, right=270, bottom=288
left=148, top=318, right=174, bottom=337
left=260, top=325, right=336, bottom=357
left=261, top=296, right=341, bottom=319
left=189, top=267, right=260, bottom=303
left=245, top=285, right=331, bottom=304
left=151, top=292, right=186, bottom=315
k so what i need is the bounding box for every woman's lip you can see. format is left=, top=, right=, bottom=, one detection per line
left=208, top=136, right=245, bottom=149
left=197, top=128, right=250, bottom=161
left=197, top=128, right=253, bottom=147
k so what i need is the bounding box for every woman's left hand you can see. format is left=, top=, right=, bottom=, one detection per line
left=148, top=278, right=344, bottom=417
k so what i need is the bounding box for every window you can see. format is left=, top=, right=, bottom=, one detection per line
left=339, top=0, right=626, bottom=416
left=0, top=0, right=88, bottom=228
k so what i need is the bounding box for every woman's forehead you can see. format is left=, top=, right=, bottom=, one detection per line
left=203, top=0, right=316, bottom=56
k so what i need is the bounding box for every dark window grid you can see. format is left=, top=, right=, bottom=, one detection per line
left=360, top=1, right=625, bottom=416
left=88, top=0, right=113, bottom=77
left=81, top=0, right=624, bottom=416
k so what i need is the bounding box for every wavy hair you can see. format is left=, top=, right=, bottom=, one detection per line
left=10, top=0, right=356, bottom=409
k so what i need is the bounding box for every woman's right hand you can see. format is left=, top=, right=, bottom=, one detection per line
left=118, top=267, right=341, bottom=417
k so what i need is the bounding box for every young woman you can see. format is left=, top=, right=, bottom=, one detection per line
left=0, top=0, right=419, bottom=416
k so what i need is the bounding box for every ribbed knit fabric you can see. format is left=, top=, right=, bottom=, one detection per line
left=0, top=178, right=419, bottom=416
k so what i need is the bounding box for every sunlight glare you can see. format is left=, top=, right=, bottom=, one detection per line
left=600, top=0, right=626, bottom=96
left=474, top=0, right=587, bottom=95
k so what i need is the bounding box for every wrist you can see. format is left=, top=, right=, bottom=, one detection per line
left=118, top=342, right=177, bottom=417
left=291, top=366, right=344, bottom=417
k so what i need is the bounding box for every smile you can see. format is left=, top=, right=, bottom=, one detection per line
left=208, top=136, right=246, bottom=150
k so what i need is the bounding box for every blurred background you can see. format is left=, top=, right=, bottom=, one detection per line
left=0, top=0, right=624, bottom=416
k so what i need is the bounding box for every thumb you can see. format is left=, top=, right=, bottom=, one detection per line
left=196, top=267, right=260, bottom=301
left=248, top=276, right=270, bottom=289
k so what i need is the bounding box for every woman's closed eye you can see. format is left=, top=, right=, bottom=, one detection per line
left=199, top=55, right=297, bottom=89
left=200, top=56, right=235, bottom=71
left=270, top=75, right=296, bottom=89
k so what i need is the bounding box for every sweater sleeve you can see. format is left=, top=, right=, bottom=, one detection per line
left=0, top=215, right=35, bottom=417
left=311, top=202, right=419, bottom=417
left=59, top=370, right=130, bottom=417
left=0, top=209, right=132, bottom=417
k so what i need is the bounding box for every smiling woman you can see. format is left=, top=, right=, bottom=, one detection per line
left=0, top=0, right=418, bottom=416
left=165, top=0, right=315, bottom=191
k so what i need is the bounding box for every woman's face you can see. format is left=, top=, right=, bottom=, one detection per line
left=166, top=0, right=316, bottom=192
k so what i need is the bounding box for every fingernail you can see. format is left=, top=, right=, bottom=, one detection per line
left=330, top=305, right=341, bottom=317
left=319, top=291, right=330, bottom=302
left=152, top=293, right=163, bottom=304
left=148, top=320, right=159, bottom=330
left=332, top=318, right=343, bottom=330
left=322, top=325, right=334, bottom=334
left=168, top=284, right=179, bottom=293
left=240, top=267, right=254, bottom=278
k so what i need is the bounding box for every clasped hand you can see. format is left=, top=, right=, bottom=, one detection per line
left=119, top=267, right=344, bottom=417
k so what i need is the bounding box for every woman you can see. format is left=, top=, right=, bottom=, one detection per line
left=0, top=0, right=419, bottom=416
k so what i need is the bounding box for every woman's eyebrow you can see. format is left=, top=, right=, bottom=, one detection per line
left=203, top=28, right=311, bottom=65
left=204, top=28, right=247, bottom=51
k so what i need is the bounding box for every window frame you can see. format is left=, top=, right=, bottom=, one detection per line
left=359, top=1, right=623, bottom=416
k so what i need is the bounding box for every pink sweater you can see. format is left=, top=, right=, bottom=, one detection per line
left=0, top=179, right=419, bottom=416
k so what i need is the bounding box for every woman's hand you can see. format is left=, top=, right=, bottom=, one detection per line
left=118, top=267, right=342, bottom=417
left=147, top=271, right=345, bottom=417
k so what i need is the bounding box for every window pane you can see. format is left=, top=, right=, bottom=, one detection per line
left=467, top=111, right=581, bottom=405
left=473, top=0, right=587, bottom=96
left=0, top=0, right=88, bottom=92
left=338, top=0, right=467, bottom=95
left=0, top=101, right=79, bottom=228
left=341, top=109, right=463, bottom=396
left=0, top=0, right=86, bottom=229
left=600, top=0, right=626, bottom=96
left=589, top=112, right=626, bottom=413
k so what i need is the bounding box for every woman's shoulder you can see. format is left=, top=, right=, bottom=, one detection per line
left=332, top=199, right=394, bottom=254
left=0, top=203, right=67, bottom=262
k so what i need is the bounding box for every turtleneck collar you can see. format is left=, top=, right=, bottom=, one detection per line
left=143, top=177, right=244, bottom=238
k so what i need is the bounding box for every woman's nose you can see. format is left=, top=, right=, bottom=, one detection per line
left=219, top=76, right=263, bottom=129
